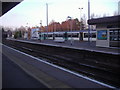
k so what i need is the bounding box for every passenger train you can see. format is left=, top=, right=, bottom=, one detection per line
left=38, top=30, right=96, bottom=41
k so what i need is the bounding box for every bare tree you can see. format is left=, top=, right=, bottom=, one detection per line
left=90, top=13, right=95, bottom=19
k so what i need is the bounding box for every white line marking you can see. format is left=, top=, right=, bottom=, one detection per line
left=2, top=44, right=117, bottom=89
left=22, top=47, right=33, bottom=51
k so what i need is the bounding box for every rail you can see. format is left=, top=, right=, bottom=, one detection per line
left=3, top=39, right=120, bottom=88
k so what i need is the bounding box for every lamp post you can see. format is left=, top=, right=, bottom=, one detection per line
left=26, top=23, right=28, bottom=39
left=78, top=8, right=83, bottom=30
left=39, top=20, right=42, bottom=41
left=26, top=23, right=28, bottom=30
left=67, top=16, right=73, bottom=45
left=53, top=22, right=56, bottom=40
left=40, top=20, right=42, bottom=27
left=46, top=3, right=48, bottom=39
left=88, top=0, right=91, bottom=43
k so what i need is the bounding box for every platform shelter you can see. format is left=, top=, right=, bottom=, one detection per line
left=88, top=15, right=120, bottom=47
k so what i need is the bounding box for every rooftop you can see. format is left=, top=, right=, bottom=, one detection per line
left=88, top=15, right=120, bottom=26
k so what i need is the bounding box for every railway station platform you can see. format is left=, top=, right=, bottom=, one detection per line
left=8, top=38, right=120, bottom=55
left=2, top=43, right=116, bottom=88
left=2, top=38, right=119, bottom=88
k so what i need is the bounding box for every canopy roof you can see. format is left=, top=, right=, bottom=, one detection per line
left=88, top=15, right=120, bottom=26
left=1, top=0, right=23, bottom=16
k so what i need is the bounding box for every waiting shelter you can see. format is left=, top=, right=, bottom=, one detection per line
left=88, top=15, right=120, bottom=47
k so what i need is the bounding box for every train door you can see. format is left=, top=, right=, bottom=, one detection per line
left=39, top=32, right=41, bottom=40
left=39, top=32, right=44, bottom=40
left=43, top=34, right=46, bottom=40
left=64, top=32, right=68, bottom=41
left=53, top=33, right=55, bottom=40
left=79, top=32, right=83, bottom=41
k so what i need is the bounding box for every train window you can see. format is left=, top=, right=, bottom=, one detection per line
left=64, top=32, right=68, bottom=38
left=110, top=29, right=119, bottom=41
left=110, top=32, right=113, bottom=35
left=68, top=34, right=71, bottom=37
left=72, top=33, right=79, bottom=37
left=48, top=34, right=52, bottom=37
left=91, top=33, right=96, bottom=38
left=84, top=33, right=88, bottom=38
left=110, top=36, right=118, bottom=41
left=55, top=34, right=59, bottom=37
left=59, top=34, right=63, bottom=37
left=84, top=32, right=96, bottom=38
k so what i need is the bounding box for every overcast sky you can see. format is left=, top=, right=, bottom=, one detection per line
left=0, top=0, right=119, bottom=29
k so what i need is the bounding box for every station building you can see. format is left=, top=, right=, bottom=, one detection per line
left=88, top=15, right=120, bottom=47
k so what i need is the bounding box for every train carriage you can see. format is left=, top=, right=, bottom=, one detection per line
left=38, top=30, right=96, bottom=41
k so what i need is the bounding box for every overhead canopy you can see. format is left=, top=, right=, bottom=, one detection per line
left=88, top=15, right=120, bottom=26
left=0, top=0, right=23, bottom=16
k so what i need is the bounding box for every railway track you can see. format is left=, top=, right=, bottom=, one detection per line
left=3, top=39, right=120, bottom=88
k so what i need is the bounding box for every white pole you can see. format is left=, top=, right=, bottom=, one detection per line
left=79, top=8, right=83, bottom=31
left=46, top=3, right=48, bottom=39
left=67, top=16, right=73, bottom=45
left=88, top=0, right=91, bottom=43
left=39, top=20, right=42, bottom=41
